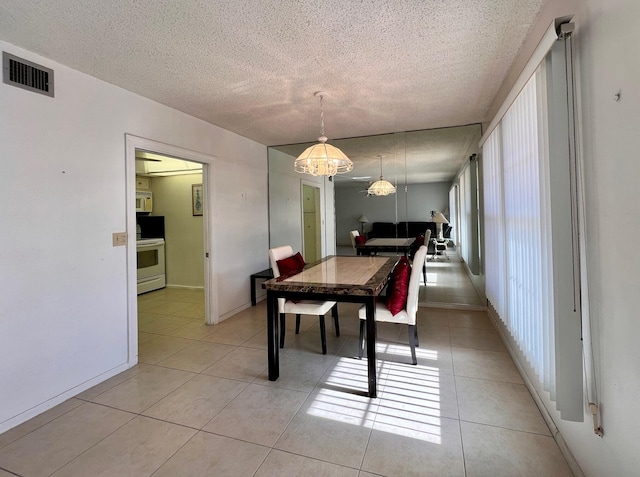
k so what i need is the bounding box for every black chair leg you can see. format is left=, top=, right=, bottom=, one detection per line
left=408, top=324, right=417, bottom=365
left=414, top=325, right=419, bottom=348
left=319, top=315, right=327, bottom=354
left=295, top=314, right=301, bottom=334
left=279, top=313, right=286, bottom=348
left=358, top=319, right=366, bottom=359
left=332, top=304, right=340, bottom=337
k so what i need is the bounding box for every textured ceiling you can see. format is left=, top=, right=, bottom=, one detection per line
left=0, top=0, right=543, bottom=181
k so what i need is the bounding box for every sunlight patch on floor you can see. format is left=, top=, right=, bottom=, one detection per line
left=308, top=344, right=442, bottom=444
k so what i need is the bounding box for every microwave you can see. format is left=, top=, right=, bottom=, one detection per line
left=136, top=191, right=152, bottom=213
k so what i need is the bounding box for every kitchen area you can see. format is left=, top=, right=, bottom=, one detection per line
left=135, top=151, right=204, bottom=295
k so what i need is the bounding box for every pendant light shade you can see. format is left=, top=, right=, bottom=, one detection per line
left=294, top=92, right=353, bottom=177
left=367, top=155, right=396, bottom=196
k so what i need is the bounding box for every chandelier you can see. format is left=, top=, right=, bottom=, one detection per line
left=367, top=155, right=396, bottom=196
left=294, top=92, right=353, bottom=177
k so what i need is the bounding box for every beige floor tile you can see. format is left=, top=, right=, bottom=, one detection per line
left=157, top=340, right=235, bottom=372
left=138, top=334, right=195, bottom=364
left=143, top=374, right=248, bottom=428
left=255, top=449, right=359, bottom=476
left=461, top=421, right=573, bottom=477
left=455, top=377, right=550, bottom=435
left=153, top=431, right=270, bottom=477
left=287, top=329, right=345, bottom=356
left=0, top=398, right=84, bottom=449
left=0, top=403, right=134, bottom=477
left=362, top=416, right=465, bottom=477
left=452, top=347, right=523, bottom=383
left=172, top=302, right=205, bottom=318
left=204, top=383, right=308, bottom=446
left=166, top=320, right=218, bottom=340
left=138, top=330, right=159, bottom=344
left=91, top=365, right=195, bottom=413
left=0, top=469, right=15, bottom=477
left=379, top=366, right=459, bottom=420
left=201, top=346, right=268, bottom=382
left=142, top=299, right=194, bottom=315
left=275, top=387, right=376, bottom=468
left=449, top=327, right=506, bottom=352
left=202, top=321, right=266, bottom=345
left=138, top=315, right=192, bottom=334
left=75, top=364, right=151, bottom=401
left=51, top=416, right=196, bottom=477
left=240, top=328, right=272, bottom=349
left=259, top=349, right=335, bottom=393
left=447, top=309, right=494, bottom=330
left=318, top=353, right=378, bottom=396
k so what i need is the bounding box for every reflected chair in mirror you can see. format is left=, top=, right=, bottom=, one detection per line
left=419, top=230, right=431, bottom=284
left=268, top=245, right=340, bottom=354
left=358, top=245, right=428, bottom=365
left=349, top=230, right=360, bottom=255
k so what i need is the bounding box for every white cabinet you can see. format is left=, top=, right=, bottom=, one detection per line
left=136, top=177, right=150, bottom=190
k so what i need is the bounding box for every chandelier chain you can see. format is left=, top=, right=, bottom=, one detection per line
left=319, top=94, right=325, bottom=137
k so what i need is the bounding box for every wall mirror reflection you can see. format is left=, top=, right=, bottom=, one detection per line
left=268, top=123, right=485, bottom=309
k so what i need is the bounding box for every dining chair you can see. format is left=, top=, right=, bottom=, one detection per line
left=268, top=245, right=339, bottom=354
left=421, top=229, right=431, bottom=284
left=349, top=230, right=360, bottom=254
left=358, top=244, right=428, bottom=365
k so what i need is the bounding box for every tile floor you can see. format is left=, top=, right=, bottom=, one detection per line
left=0, top=287, right=574, bottom=476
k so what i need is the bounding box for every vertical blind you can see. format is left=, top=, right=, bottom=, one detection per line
left=482, top=18, right=588, bottom=424
left=483, top=69, right=557, bottom=402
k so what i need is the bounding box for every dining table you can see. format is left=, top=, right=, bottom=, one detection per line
left=263, top=255, right=397, bottom=398
left=356, top=237, right=416, bottom=256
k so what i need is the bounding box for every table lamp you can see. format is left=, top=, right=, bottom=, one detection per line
left=430, top=212, right=449, bottom=240
left=358, top=215, right=369, bottom=234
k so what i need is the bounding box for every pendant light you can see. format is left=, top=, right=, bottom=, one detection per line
left=294, top=92, right=353, bottom=177
left=367, top=155, right=396, bottom=196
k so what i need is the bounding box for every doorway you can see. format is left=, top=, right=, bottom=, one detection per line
left=302, top=183, right=321, bottom=262
left=125, top=135, right=217, bottom=366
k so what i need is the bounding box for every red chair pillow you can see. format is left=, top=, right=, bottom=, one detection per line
left=355, top=235, right=367, bottom=245
left=386, top=257, right=412, bottom=315
left=277, top=252, right=306, bottom=277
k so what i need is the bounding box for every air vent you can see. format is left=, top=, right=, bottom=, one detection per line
left=2, top=51, right=54, bottom=97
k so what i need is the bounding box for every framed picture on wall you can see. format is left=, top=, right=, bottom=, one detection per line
left=192, top=183, right=203, bottom=216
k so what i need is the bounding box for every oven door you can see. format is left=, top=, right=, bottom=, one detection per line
left=136, top=240, right=165, bottom=280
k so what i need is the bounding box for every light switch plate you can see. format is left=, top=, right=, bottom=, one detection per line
left=112, top=232, right=127, bottom=246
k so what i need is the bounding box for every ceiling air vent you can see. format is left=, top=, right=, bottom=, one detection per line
left=2, top=51, right=54, bottom=97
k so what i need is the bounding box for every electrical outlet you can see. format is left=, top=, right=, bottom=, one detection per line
left=112, top=232, right=127, bottom=246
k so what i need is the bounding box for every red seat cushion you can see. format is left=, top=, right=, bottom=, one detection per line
left=386, top=257, right=412, bottom=315
left=355, top=235, right=366, bottom=245
left=277, top=252, right=306, bottom=277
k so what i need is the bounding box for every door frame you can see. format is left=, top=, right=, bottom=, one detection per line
left=300, top=179, right=324, bottom=261
left=125, top=134, right=218, bottom=366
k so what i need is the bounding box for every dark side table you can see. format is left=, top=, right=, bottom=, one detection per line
left=250, top=268, right=274, bottom=305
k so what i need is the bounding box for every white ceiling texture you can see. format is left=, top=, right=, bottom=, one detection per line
left=0, top=0, right=544, bottom=183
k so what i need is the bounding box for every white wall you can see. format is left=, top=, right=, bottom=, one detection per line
left=268, top=148, right=336, bottom=257
left=487, top=1, right=640, bottom=475
left=0, top=41, right=268, bottom=432
left=151, top=174, right=205, bottom=288
left=335, top=182, right=451, bottom=244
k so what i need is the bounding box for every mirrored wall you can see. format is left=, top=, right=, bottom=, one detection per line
left=268, top=123, right=485, bottom=308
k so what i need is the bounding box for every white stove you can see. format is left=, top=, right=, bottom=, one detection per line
left=136, top=238, right=166, bottom=294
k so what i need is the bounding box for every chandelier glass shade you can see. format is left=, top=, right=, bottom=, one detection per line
left=367, top=155, right=396, bottom=196
left=294, top=92, right=353, bottom=177
left=294, top=137, right=353, bottom=176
